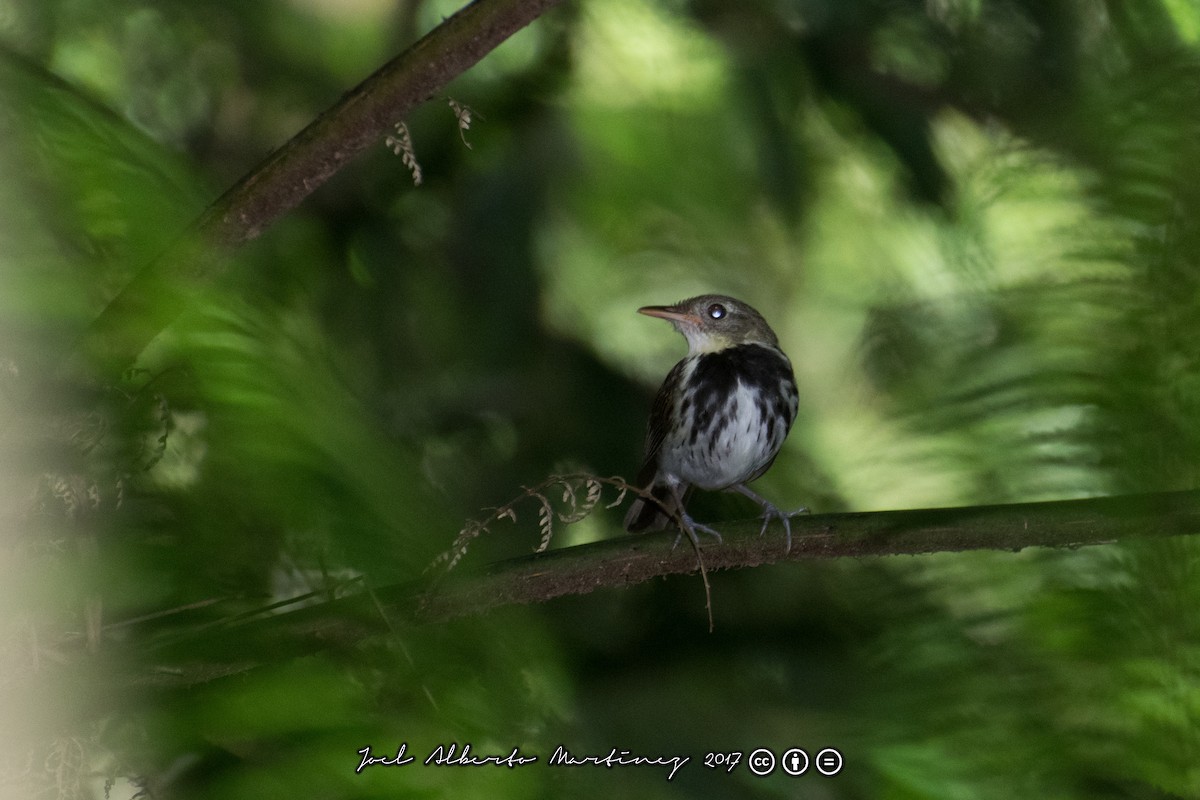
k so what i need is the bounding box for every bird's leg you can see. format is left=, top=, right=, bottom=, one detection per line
left=730, top=484, right=809, bottom=553
left=668, top=483, right=723, bottom=549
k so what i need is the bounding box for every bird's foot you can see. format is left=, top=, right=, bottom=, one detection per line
left=672, top=512, right=723, bottom=550
left=729, top=484, right=809, bottom=553
left=755, top=502, right=810, bottom=554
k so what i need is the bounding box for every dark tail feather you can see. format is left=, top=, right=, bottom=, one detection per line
left=624, top=483, right=685, bottom=532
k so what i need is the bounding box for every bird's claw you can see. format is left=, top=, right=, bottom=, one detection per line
left=756, top=503, right=808, bottom=553
left=672, top=512, right=723, bottom=549
left=670, top=503, right=805, bottom=552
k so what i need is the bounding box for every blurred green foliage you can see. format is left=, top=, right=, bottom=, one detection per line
left=4, top=0, right=1200, bottom=797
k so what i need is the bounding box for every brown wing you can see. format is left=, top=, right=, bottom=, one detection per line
left=624, top=359, right=690, bottom=532
left=635, top=358, right=687, bottom=485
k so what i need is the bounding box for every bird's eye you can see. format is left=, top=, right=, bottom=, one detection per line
left=707, top=303, right=727, bottom=320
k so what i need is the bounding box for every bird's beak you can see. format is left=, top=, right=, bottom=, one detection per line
left=638, top=305, right=701, bottom=326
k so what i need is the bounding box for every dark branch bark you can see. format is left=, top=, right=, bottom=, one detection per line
left=131, top=490, right=1200, bottom=689
left=415, top=488, right=1200, bottom=618
left=82, top=0, right=564, bottom=366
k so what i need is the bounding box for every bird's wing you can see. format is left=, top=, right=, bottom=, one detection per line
left=635, top=358, right=687, bottom=486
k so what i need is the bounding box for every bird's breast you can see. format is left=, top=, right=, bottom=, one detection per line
left=660, top=344, right=798, bottom=489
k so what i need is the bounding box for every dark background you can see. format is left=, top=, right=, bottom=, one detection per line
left=3, top=0, right=1200, bottom=797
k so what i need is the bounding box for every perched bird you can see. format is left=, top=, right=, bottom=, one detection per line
left=624, top=294, right=806, bottom=550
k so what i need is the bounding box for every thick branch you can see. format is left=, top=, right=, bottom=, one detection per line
left=132, top=490, right=1200, bottom=688
left=415, top=489, right=1200, bottom=619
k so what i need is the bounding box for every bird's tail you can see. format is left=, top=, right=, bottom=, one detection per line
left=623, top=482, right=687, bottom=532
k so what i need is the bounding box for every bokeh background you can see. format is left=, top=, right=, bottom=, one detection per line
left=4, top=0, right=1200, bottom=797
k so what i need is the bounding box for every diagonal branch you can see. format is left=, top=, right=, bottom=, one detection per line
left=83, top=0, right=565, bottom=364
left=196, top=0, right=564, bottom=249
left=130, top=490, right=1200, bottom=688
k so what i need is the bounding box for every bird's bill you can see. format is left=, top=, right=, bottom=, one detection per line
left=638, top=305, right=701, bottom=326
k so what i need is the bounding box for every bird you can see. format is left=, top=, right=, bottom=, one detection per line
left=623, top=294, right=806, bottom=551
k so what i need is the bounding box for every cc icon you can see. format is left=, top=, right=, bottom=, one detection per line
left=747, top=748, right=776, bottom=776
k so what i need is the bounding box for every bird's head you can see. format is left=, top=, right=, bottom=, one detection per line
left=637, top=294, right=781, bottom=354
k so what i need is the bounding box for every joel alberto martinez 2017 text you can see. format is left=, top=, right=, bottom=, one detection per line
left=356, top=743, right=689, bottom=781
